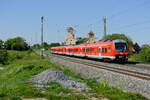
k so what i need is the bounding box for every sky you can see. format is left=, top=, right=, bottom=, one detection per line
left=0, top=0, right=150, bottom=46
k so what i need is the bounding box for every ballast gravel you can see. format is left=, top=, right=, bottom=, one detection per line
left=48, top=54, right=150, bottom=99
left=31, top=68, right=89, bottom=91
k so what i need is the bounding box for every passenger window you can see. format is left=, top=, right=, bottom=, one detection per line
left=83, top=49, right=85, bottom=52
left=105, top=48, right=107, bottom=53
left=90, top=48, right=92, bottom=53
left=102, top=48, right=104, bottom=53
left=92, top=48, right=94, bottom=53
left=87, top=48, right=89, bottom=52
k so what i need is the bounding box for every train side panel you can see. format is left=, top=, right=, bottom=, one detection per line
left=50, top=40, right=128, bottom=62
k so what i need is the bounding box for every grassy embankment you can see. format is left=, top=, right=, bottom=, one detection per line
left=128, top=45, right=150, bottom=63
left=0, top=51, right=149, bottom=100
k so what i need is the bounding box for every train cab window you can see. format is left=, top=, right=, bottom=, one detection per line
left=102, top=48, right=104, bottom=53
left=108, top=45, right=111, bottom=49
left=105, top=48, right=107, bottom=53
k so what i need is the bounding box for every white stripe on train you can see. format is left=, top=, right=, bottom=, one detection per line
left=51, top=52, right=116, bottom=60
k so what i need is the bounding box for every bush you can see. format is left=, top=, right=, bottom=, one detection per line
left=7, top=51, right=26, bottom=63
left=129, top=44, right=150, bottom=62
left=5, top=37, right=29, bottom=51
left=27, top=48, right=34, bottom=54
left=32, top=44, right=41, bottom=50
left=76, top=37, right=87, bottom=44
left=0, top=49, right=8, bottom=64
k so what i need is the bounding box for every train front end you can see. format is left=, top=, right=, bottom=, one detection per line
left=114, top=40, right=129, bottom=62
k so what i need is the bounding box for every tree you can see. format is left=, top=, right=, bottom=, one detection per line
left=76, top=37, right=87, bottom=44
left=5, top=37, right=29, bottom=51
left=60, top=42, right=66, bottom=46
left=32, top=42, right=63, bottom=50
left=130, top=44, right=150, bottom=62
left=43, top=42, right=49, bottom=50
left=141, top=44, right=150, bottom=49
left=49, top=43, right=60, bottom=47
left=32, top=44, right=41, bottom=50
left=139, top=45, right=150, bottom=62
left=0, top=39, right=3, bottom=49
left=105, top=33, right=133, bottom=51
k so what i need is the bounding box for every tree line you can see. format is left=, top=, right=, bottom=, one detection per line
left=32, top=42, right=65, bottom=50
left=0, top=34, right=150, bottom=64
left=0, top=37, right=30, bottom=64
left=0, top=37, right=29, bottom=51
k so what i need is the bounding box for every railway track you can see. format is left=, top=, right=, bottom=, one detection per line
left=49, top=53, right=150, bottom=81
left=125, top=63, right=150, bottom=71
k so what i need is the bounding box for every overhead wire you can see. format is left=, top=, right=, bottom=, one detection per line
left=115, top=20, right=150, bottom=30
left=107, top=0, right=150, bottom=20
left=86, top=0, right=150, bottom=38
left=106, top=0, right=150, bottom=35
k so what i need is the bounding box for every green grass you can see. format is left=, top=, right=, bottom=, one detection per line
left=0, top=51, right=86, bottom=100
left=0, top=51, right=149, bottom=100
left=44, top=82, right=71, bottom=94
left=85, top=79, right=147, bottom=100
left=43, top=82, right=88, bottom=100
left=0, top=51, right=52, bottom=99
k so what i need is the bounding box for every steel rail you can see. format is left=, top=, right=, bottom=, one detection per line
left=124, top=64, right=150, bottom=71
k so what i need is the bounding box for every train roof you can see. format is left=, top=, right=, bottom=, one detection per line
left=51, top=41, right=114, bottom=49
left=50, top=40, right=127, bottom=49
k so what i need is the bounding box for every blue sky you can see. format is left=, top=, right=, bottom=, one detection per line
left=0, top=0, right=150, bottom=45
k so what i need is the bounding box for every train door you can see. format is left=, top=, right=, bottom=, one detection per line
left=99, top=46, right=101, bottom=56
left=81, top=48, right=82, bottom=55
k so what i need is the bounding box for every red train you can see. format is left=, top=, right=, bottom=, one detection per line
left=50, top=40, right=129, bottom=62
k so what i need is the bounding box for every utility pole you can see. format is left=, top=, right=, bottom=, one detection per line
left=41, top=16, right=44, bottom=58
left=103, top=17, right=106, bottom=41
